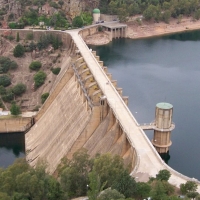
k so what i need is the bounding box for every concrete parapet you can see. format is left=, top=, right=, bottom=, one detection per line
left=123, top=96, right=129, bottom=106
left=111, top=80, right=117, bottom=87
left=103, top=67, right=108, bottom=73
left=98, top=61, right=103, bottom=66
left=95, top=56, right=100, bottom=61
left=117, top=88, right=123, bottom=96
left=106, top=73, right=112, bottom=80
left=92, top=51, right=96, bottom=56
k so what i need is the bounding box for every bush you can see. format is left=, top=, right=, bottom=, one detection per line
left=10, top=61, right=18, bottom=70
left=97, top=188, right=125, bottom=200
left=8, top=22, right=16, bottom=29
left=2, top=89, right=14, bottom=102
left=0, top=57, right=10, bottom=73
left=10, top=103, right=21, bottom=115
left=29, top=61, right=42, bottom=71
left=0, top=85, right=6, bottom=95
left=81, top=12, right=93, bottom=25
left=51, top=67, right=61, bottom=75
left=72, top=16, right=83, bottom=28
left=34, top=71, right=46, bottom=88
left=49, top=1, right=59, bottom=9
left=0, top=56, right=18, bottom=73
left=41, top=92, right=49, bottom=104
left=0, top=75, right=11, bottom=87
left=0, top=99, right=5, bottom=109
left=13, top=44, right=25, bottom=57
left=5, top=35, right=14, bottom=41
left=9, top=22, right=24, bottom=29
left=26, top=33, right=34, bottom=40
left=12, top=83, right=26, bottom=96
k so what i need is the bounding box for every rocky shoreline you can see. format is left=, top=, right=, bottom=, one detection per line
left=84, top=16, right=200, bottom=45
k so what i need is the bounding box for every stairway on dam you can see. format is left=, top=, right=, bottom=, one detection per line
left=24, top=29, right=200, bottom=192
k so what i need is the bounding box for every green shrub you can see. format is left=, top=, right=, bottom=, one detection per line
left=0, top=86, right=6, bottom=95
left=9, top=22, right=16, bottom=29
left=10, top=103, right=21, bottom=115
left=49, top=1, right=59, bottom=9
left=9, top=22, right=24, bottom=29
left=72, top=16, right=83, bottom=28
left=98, top=26, right=103, bottom=32
left=13, top=44, right=25, bottom=57
left=10, top=61, right=18, bottom=70
left=29, top=41, right=36, bottom=51
left=26, top=33, right=34, bottom=40
left=12, top=83, right=26, bottom=96
left=34, top=71, right=46, bottom=88
left=0, top=75, right=11, bottom=87
left=5, top=35, right=14, bottom=41
left=2, top=89, right=14, bottom=102
left=0, top=57, right=10, bottom=73
left=81, top=12, right=93, bottom=25
left=41, top=92, right=49, bottom=104
left=51, top=67, right=61, bottom=75
left=0, top=57, right=18, bottom=73
left=29, top=61, right=42, bottom=71
left=0, top=99, right=5, bottom=109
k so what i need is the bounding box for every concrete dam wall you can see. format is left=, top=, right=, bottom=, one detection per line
left=25, top=32, right=137, bottom=173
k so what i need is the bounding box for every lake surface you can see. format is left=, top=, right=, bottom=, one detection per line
left=89, top=30, right=200, bottom=180
left=0, top=132, right=25, bottom=168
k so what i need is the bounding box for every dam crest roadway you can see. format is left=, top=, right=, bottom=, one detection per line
left=7, top=25, right=198, bottom=191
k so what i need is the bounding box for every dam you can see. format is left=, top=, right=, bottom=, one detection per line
left=2, top=27, right=198, bottom=191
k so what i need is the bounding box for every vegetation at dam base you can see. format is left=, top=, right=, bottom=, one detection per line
left=0, top=149, right=198, bottom=200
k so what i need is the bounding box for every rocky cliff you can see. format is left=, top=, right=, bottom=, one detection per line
left=0, top=0, right=99, bottom=21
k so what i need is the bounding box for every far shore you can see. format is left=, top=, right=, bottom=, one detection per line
left=84, top=16, right=200, bottom=45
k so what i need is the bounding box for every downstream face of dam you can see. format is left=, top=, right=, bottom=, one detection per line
left=25, top=31, right=136, bottom=173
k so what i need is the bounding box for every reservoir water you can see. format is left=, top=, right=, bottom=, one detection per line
left=89, top=30, right=200, bottom=180
left=0, top=133, right=25, bottom=168
left=1, top=30, right=200, bottom=181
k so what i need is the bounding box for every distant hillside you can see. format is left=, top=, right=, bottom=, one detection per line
left=0, top=0, right=99, bottom=28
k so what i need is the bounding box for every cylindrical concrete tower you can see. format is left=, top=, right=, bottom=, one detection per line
left=152, top=102, right=175, bottom=153
left=93, top=8, right=100, bottom=23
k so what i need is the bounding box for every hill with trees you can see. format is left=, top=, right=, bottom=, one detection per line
left=0, top=30, right=65, bottom=114
left=99, top=0, right=200, bottom=23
